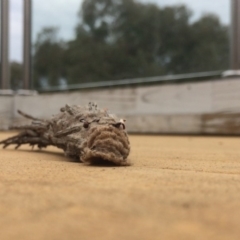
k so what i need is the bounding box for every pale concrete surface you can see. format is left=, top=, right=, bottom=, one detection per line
left=1, top=77, right=240, bottom=134
left=1, top=132, right=240, bottom=240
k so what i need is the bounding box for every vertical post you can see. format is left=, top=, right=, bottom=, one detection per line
left=23, top=0, right=32, bottom=89
left=231, top=0, right=240, bottom=69
left=0, top=0, right=10, bottom=89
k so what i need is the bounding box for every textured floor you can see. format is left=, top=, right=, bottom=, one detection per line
left=1, top=132, right=240, bottom=240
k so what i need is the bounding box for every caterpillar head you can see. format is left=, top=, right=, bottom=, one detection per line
left=81, top=119, right=130, bottom=166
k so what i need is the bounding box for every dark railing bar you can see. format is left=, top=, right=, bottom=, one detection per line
left=39, top=70, right=223, bottom=92
left=231, top=0, right=240, bottom=69
left=23, top=0, right=32, bottom=89
left=0, top=0, right=10, bottom=89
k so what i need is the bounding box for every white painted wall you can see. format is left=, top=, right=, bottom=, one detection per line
left=1, top=77, right=240, bottom=134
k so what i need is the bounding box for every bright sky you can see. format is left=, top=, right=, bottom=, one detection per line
left=10, top=0, right=230, bottom=62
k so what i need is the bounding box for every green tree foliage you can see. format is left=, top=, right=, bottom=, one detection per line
left=187, top=15, right=229, bottom=72
left=33, top=28, right=67, bottom=88
left=10, top=62, right=23, bottom=90
left=33, top=0, right=229, bottom=88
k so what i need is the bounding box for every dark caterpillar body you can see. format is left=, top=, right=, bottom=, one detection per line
left=0, top=103, right=131, bottom=166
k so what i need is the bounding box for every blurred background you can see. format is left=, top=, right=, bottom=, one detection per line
left=0, top=0, right=240, bottom=134
left=32, top=0, right=230, bottom=90
left=7, top=0, right=231, bottom=89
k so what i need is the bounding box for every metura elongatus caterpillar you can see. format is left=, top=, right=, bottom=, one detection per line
left=0, top=103, right=131, bottom=166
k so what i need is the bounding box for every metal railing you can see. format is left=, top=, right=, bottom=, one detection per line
left=0, top=0, right=31, bottom=90
left=37, top=71, right=224, bottom=92
left=231, top=0, right=240, bottom=69
left=23, top=0, right=32, bottom=89
left=0, top=0, right=10, bottom=89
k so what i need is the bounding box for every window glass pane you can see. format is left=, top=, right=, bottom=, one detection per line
left=32, top=0, right=231, bottom=90
left=10, top=0, right=23, bottom=90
